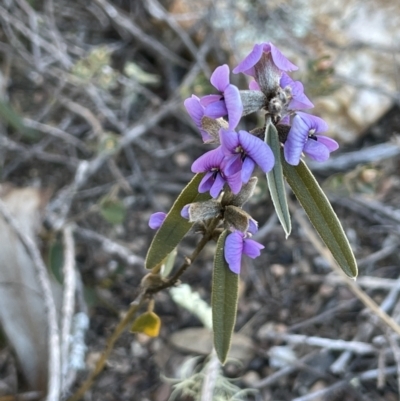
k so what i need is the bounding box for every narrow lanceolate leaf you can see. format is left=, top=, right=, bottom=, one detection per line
left=212, top=230, right=239, bottom=364
left=266, top=122, right=291, bottom=237
left=145, top=173, right=210, bottom=269
left=282, top=155, right=358, bottom=278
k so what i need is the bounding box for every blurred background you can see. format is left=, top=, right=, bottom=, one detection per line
left=0, top=0, right=400, bottom=400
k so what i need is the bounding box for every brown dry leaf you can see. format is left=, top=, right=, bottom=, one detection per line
left=0, top=186, right=61, bottom=391
left=169, top=327, right=255, bottom=364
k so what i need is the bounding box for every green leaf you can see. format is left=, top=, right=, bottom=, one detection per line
left=0, top=100, right=40, bottom=141
left=48, top=239, right=64, bottom=284
left=145, top=173, right=210, bottom=269
left=282, top=155, right=358, bottom=278
left=266, top=122, right=291, bottom=237
left=160, top=248, right=177, bottom=278
left=99, top=197, right=127, bottom=225
left=212, top=230, right=239, bottom=364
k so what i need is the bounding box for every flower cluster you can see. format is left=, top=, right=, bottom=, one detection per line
left=153, top=42, right=339, bottom=275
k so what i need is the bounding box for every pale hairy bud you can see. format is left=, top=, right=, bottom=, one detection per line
left=239, top=90, right=266, bottom=116
left=254, top=53, right=281, bottom=98
left=201, top=116, right=228, bottom=144
left=222, top=177, right=258, bottom=207
left=186, top=199, right=222, bottom=222
left=223, top=205, right=251, bottom=233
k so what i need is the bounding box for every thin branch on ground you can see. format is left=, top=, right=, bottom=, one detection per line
left=289, top=200, right=400, bottom=338
left=60, top=225, right=77, bottom=396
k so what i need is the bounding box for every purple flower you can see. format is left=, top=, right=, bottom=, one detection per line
left=191, top=146, right=242, bottom=197
left=220, top=129, right=275, bottom=183
left=233, top=42, right=298, bottom=77
left=184, top=95, right=213, bottom=142
left=224, top=231, right=264, bottom=274
left=284, top=112, right=338, bottom=165
left=149, top=212, right=167, bottom=230
left=200, top=65, right=243, bottom=130
left=280, top=73, right=314, bottom=110
left=181, top=205, right=190, bottom=219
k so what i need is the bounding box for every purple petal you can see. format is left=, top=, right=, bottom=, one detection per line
left=238, top=130, right=275, bottom=173
left=184, top=95, right=204, bottom=126
left=149, top=212, right=167, bottom=230
left=249, top=80, right=261, bottom=90
left=296, top=112, right=328, bottom=134
left=232, top=43, right=264, bottom=75
left=181, top=205, right=190, bottom=219
left=280, top=72, right=292, bottom=88
left=220, top=128, right=240, bottom=153
left=248, top=218, right=258, bottom=235
left=280, top=115, right=291, bottom=125
left=289, top=82, right=314, bottom=110
left=224, top=84, right=243, bottom=129
left=303, top=139, right=330, bottom=162
left=198, top=171, right=214, bottom=193
left=184, top=95, right=213, bottom=142
left=242, top=238, right=264, bottom=258
left=204, top=100, right=228, bottom=119
left=200, top=94, right=223, bottom=107
left=269, top=43, right=298, bottom=71
left=210, top=173, right=226, bottom=198
left=210, top=64, right=230, bottom=92
left=224, top=232, right=244, bottom=274
left=191, top=147, right=225, bottom=173
left=241, top=157, right=255, bottom=183
left=222, top=153, right=242, bottom=177
left=315, top=135, right=339, bottom=152
left=225, top=169, right=243, bottom=194
left=284, top=114, right=310, bottom=165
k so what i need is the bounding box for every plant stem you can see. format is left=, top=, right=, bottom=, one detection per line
left=67, top=217, right=220, bottom=401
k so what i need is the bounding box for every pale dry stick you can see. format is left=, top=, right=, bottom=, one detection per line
left=0, top=199, right=60, bottom=401
left=351, top=195, right=400, bottom=225
left=307, top=140, right=400, bottom=173
left=253, top=351, right=320, bottom=389
left=43, top=0, right=72, bottom=68
left=387, top=332, right=400, bottom=396
left=106, top=159, right=134, bottom=195
left=331, top=275, right=400, bottom=374
left=0, top=5, right=71, bottom=67
left=252, top=213, right=278, bottom=241
left=0, top=136, right=78, bottom=169
left=59, top=98, right=104, bottom=138
left=46, top=97, right=180, bottom=229
left=265, top=332, right=376, bottom=355
left=60, top=225, right=77, bottom=395
left=291, top=366, right=398, bottom=401
left=0, top=391, right=44, bottom=401
left=66, top=294, right=147, bottom=401
left=323, top=275, right=400, bottom=291
left=23, top=118, right=90, bottom=153
left=14, top=0, right=42, bottom=67
left=75, top=226, right=144, bottom=266
left=47, top=37, right=212, bottom=228
left=357, top=237, right=399, bottom=268
left=145, top=0, right=211, bottom=77
left=290, top=203, right=400, bottom=338
left=93, top=0, right=188, bottom=67
left=85, top=84, right=126, bottom=131
left=288, top=298, right=358, bottom=333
